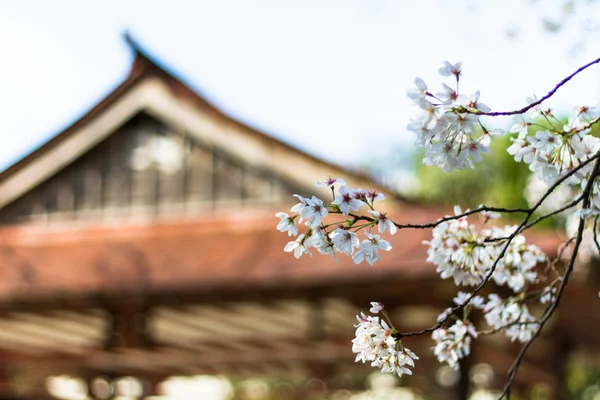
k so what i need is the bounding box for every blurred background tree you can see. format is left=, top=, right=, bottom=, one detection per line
left=412, top=134, right=530, bottom=210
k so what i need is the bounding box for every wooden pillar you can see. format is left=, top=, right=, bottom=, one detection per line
left=549, top=329, right=571, bottom=400
left=295, top=362, right=336, bottom=400
left=0, top=357, right=20, bottom=400
left=104, top=300, right=153, bottom=350
left=298, top=299, right=336, bottom=398
left=307, top=298, right=325, bottom=341
left=456, top=355, right=472, bottom=400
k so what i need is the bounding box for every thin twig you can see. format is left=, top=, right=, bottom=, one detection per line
left=466, top=56, right=600, bottom=117
left=497, top=154, right=600, bottom=400
left=332, top=205, right=530, bottom=231
left=477, top=321, right=540, bottom=336
left=544, top=237, right=575, bottom=278
left=484, top=153, right=600, bottom=242
left=399, top=152, right=600, bottom=339
left=521, top=192, right=585, bottom=230
left=334, top=154, right=596, bottom=234
left=571, top=115, right=600, bottom=134
left=593, top=215, right=600, bottom=254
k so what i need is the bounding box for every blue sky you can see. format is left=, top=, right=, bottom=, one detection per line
left=1, top=0, right=599, bottom=174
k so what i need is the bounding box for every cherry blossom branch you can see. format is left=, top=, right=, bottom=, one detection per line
left=484, top=152, right=600, bottom=242
left=483, top=194, right=584, bottom=244
left=392, top=206, right=528, bottom=229
left=398, top=152, right=600, bottom=339
left=467, top=55, right=600, bottom=117
left=593, top=215, right=600, bottom=254
left=477, top=320, right=540, bottom=336
left=572, top=114, right=600, bottom=133
left=338, top=152, right=599, bottom=239
left=398, top=221, right=527, bottom=338
left=497, top=155, right=600, bottom=400
left=544, top=236, right=576, bottom=278
left=520, top=193, right=585, bottom=230
left=333, top=204, right=529, bottom=231
left=282, top=56, right=600, bottom=385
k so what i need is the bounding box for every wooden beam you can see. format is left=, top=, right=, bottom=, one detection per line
left=9, top=312, right=104, bottom=342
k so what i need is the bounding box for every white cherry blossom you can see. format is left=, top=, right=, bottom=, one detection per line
left=366, top=188, right=386, bottom=203
left=275, top=212, right=298, bottom=236
left=457, top=90, right=490, bottom=112
left=432, top=321, right=473, bottom=370
left=407, top=77, right=428, bottom=100
left=439, top=61, right=462, bottom=78
left=575, top=104, right=599, bottom=120
left=507, top=138, right=535, bottom=163
left=308, top=228, right=338, bottom=259
left=352, top=309, right=418, bottom=377
left=290, top=194, right=309, bottom=215
left=540, top=286, right=557, bottom=305
left=437, top=83, right=458, bottom=105
left=277, top=57, right=600, bottom=383
left=370, top=302, right=384, bottom=313
left=300, top=196, right=328, bottom=229
left=425, top=209, right=546, bottom=291
left=329, top=228, right=359, bottom=256
left=453, top=292, right=484, bottom=309
left=509, top=115, right=529, bottom=139
left=483, top=295, right=538, bottom=343
left=315, top=176, right=346, bottom=188
left=369, top=211, right=397, bottom=235
left=284, top=234, right=312, bottom=259
left=528, top=130, right=557, bottom=154
left=333, top=186, right=364, bottom=215
left=352, top=232, right=392, bottom=266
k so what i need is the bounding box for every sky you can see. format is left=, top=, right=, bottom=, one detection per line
left=0, top=0, right=599, bottom=175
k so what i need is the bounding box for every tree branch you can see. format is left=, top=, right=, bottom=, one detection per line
left=398, top=151, right=600, bottom=339
left=467, top=56, right=600, bottom=117
left=497, top=154, right=600, bottom=400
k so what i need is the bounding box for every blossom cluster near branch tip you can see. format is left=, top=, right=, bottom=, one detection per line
left=275, top=57, right=600, bottom=395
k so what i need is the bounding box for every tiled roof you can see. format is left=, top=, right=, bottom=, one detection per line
left=0, top=207, right=563, bottom=301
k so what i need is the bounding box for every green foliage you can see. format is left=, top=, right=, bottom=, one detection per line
left=566, top=363, right=600, bottom=400
left=414, top=135, right=531, bottom=210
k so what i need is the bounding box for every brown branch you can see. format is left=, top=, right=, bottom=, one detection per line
left=523, top=195, right=583, bottom=228
left=571, top=115, right=600, bottom=134
left=334, top=154, right=598, bottom=237
left=544, top=236, right=575, bottom=278
left=593, top=215, right=600, bottom=254
left=477, top=320, right=540, bottom=337
left=335, top=205, right=529, bottom=230
left=393, top=205, right=529, bottom=229
left=497, top=154, right=600, bottom=400
left=398, top=151, right=600, bottom=339
left=466, top=56, right=600, bottom=117
left=484, top=153, right=600, bottom=243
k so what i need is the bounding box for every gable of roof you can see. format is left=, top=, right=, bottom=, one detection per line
left=0, top=33, right=394, bottom=212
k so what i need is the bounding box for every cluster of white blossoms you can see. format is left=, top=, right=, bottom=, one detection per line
left=483, top=294, right=538, bottom=343
left=425, top=206, right=546, bottom=292
left=352, top=306, right=418, bottom=377
left=431, top=292, right=482, bottom=369
left=431, top=289, right=540, bottom=368
left=423, top=206, right=545, bottom=364
left=507, top=103, right=599, bottom=177
left=407, top=61, right=504, bottom=172
left=503, top=103, right=600, bottom=222
left=277, top=181, right=551, bottom=374
left=276, top=178, right=393, bottom=266
left=278, top=58, right=600, bottom=382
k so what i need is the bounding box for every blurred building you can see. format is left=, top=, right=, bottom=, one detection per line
left=0, top=35, right=596, bottom=400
